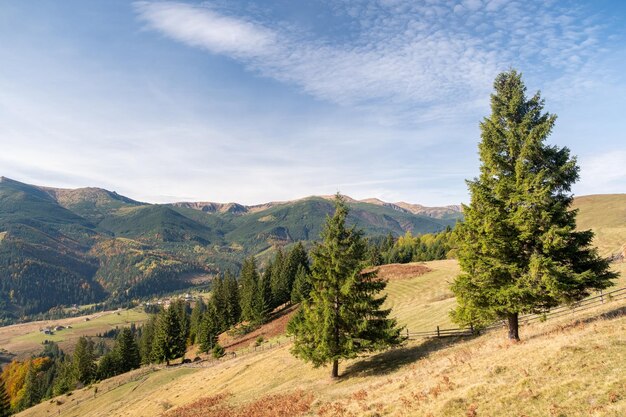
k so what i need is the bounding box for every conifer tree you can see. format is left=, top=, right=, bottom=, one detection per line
left=291, top=264, right=312, bottom=304
left=198, top=304, right=220, bottom=353
left=189, top=298, right=206, bottom=344
left=210, top=275, right=228, bottom=329
left=0, top=379, right=10, bottom=417
left=289, top=195, right=402, bottom=378
left=114, top=327, right=140, bottom=373
left=172, top=299, right=190, bottom=345
left=152, top=305, right=186, bottom=365
left=451, top=70, right=617, bottom=340
left=72, top=337, right=95, bottom=385
left=258, top=266, right=273, bottom=321
left=96, top=352, right=119, bottom=380
left=270, top=248, right=285, bottom=308
left=224, top=271, right=241, bottom=326
left=52, top=358, right=75, bottom=396
left=139, top=314, right=157, bottom=364
left=239, top=257, right=261, bottom=322
left=280, top=242, right=309, bottom=304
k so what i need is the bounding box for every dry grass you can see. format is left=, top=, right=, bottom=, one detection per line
left=163, top=390, right=314, bottom=417
left=368, top=263, right=431, bottom=281
left=16, top=291, right=626, bottom=417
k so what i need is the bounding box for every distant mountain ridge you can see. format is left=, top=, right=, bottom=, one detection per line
left=1, top=176, right=624, bottom=323
left=0, top=176, right=462, bottom=322
left=171, top=195, right=462, bottom=219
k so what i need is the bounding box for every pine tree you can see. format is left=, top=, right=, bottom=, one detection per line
left=289, top=195, right=402, bottom=378
left=172, top=299, right=190, bottom=345
left=210, top=275, right=228, bottom=329
left=451, top=70, right=617, bottom=340
left=239, top=257, right=261, bottom=322
left=198, top=304, right=220, bottom=353
left=189, top=298, right=206, bottom=344
left=280, top=242, right=309, bottom=304
left=114, top=327, right=140, bottom=373
left=291, top=264, right=312, bottom=304
left=224, top=271, right=241, bottom=326
left=96, top=352, right=119, bottom=380
left=0, top=379, right=10, bottom=417
left=139, top=314, right=157, bottom=365
left=52, top=358, right=75, bottom=396
left=270, top=248, right=285, bottom=308
left=259, top=266, right=273, bottom=321
left=151, top=305, right=186, bottom=365
left=72, top=337, right=95, bottom=385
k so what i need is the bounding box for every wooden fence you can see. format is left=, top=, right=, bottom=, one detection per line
left=404, top=285, right=626, bottom=340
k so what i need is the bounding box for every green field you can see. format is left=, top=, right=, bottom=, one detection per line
left=384, top=260, right=458, bottom=332
left=1, top=309, right=149, bottom=358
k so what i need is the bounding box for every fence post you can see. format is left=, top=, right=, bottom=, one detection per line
left=470, top=323, right=474, bottom=335
left=600, top=289, right=604, bottom=304
left=436, top=326, right=440, bottom=338
left=406, top=328, right=409, bottom=339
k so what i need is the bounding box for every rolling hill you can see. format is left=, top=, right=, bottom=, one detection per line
left=0, top=177, right=462, bottom=322
left=14, top=260, right=626, bottom=417
left=1, top=176, right=624, bottom=323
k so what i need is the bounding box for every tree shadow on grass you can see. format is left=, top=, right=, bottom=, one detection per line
left=342, top=336, right=475, bottom=379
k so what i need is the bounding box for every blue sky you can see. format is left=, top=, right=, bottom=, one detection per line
left=0, top=0, right=625, bottom=205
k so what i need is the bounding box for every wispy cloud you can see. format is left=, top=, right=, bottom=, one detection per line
left=577, top=150, right=626, bottom=195
left=135, top=0, right=612, bottom=116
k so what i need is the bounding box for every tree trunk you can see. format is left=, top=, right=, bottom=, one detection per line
left=507, top=312, right=520, bottom=341
left=331, top=359, right=339, bottom=379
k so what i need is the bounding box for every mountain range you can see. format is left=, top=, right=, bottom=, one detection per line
left=0, top=176, right=461, bottom=322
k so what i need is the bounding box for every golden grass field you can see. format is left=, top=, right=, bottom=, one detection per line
left=14, top=258, right=626, bottom=417
left=572, top=194, right=626, bottom=257
left=16, top=287, right=625, bottom=417
left=5, top=193, right=626, bottom=415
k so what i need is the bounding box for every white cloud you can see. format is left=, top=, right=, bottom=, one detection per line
left=577, top=150, right=626, bottom=195
left=134, top=0, right=611, bottom=119
left=134, top=2, right=276, bottom=57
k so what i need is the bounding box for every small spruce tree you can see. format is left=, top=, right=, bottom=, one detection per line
left=72, top=337, right=95, bottom=385
left=114, top=327, right=140, bottom=373
left=239, top=257, right=261, bottom=323
left=151, top=305, right=186, bottom=365
left=224, top=271, right=242, bottom=326
left=198, top=304, right=220, bottom=353
left=289, top=195, right=402, bottom=378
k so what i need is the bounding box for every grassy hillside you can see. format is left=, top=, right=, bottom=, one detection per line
left=44, top=187, right=145, bottom=223
left=16, top=275, right=626, bottom=417
left=572, top=194, right=626, bottom=257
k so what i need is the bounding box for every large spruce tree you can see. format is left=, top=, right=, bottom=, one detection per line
left=289, top=195, right=402, bottom=378
left=452, top=70, right=616, bottom=340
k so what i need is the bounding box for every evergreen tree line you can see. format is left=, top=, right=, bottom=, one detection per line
left=0, top=328, right=141, bottom=414
left=365, top=228, right=455, bottom=266
left=140, top=243, right=313, bottom=361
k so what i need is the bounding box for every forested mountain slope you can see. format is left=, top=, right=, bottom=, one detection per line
left=0, top=177, right=461, bottom=322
